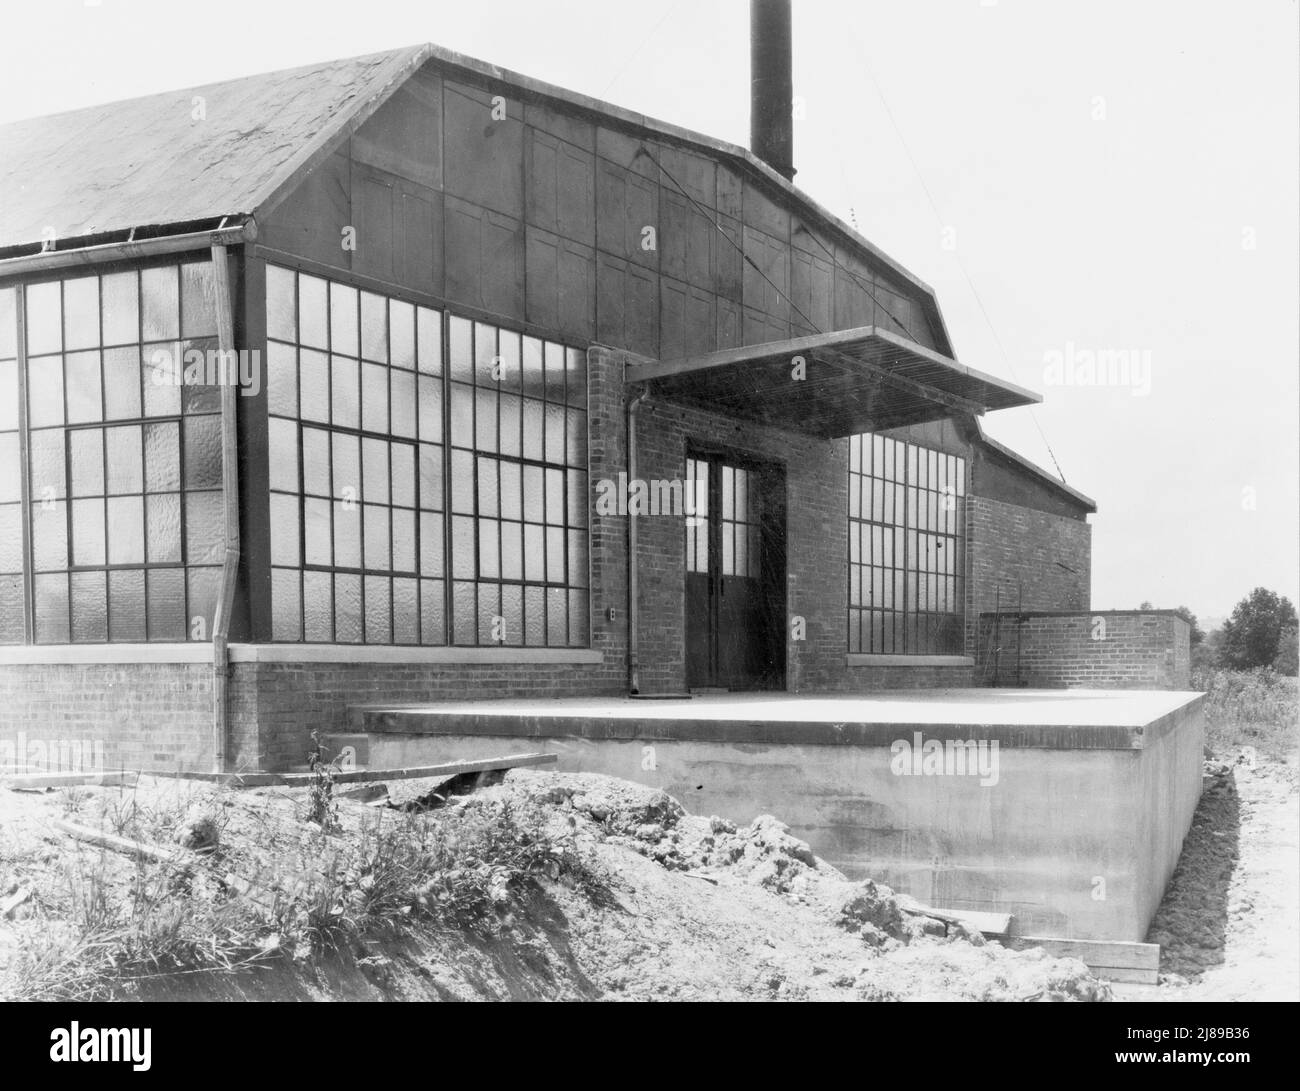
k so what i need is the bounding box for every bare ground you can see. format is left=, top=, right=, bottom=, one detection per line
left=0, top=769, right=1109, bottom=1002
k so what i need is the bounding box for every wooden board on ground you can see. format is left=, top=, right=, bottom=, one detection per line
left=164, top=751, right=558, bottom=787
left=1000, top=935, right=1161, bottom=984
left=2, top=770, right=139, bottom=790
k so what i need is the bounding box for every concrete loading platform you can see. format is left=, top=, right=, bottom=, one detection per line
left=340, top=689, right=1204, bottom=943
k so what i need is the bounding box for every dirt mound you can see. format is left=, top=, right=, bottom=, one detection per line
left=0, top=768, right=1110, bottom=1002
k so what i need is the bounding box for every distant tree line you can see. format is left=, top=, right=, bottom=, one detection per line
left=1145, top=589, right=1299, bottom=675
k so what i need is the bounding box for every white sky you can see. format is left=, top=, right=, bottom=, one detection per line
left=2, top=0, right=1296, bottom=621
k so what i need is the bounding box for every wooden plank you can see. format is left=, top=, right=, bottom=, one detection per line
left=896, top=898, right=1013, bottom=936
left=54, top=818, right=201, bottom=868
left=1089, top=966, right=1160, bottom=985
left=1002, top=935, right=1161, bottom=971
left=3, top=770, right=139, bottom=790
left=162, top=751, right=557, bottom=788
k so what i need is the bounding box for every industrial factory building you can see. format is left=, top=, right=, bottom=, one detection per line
left=0, top=8, right=1200, bottom=948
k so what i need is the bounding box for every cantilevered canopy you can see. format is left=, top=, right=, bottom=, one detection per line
left=624, top=326, right=1040, bottom=437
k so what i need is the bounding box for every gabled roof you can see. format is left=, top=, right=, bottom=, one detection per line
left=0, top=43, right=957, bottom=356
left=0, top=46, right=427, bottom=251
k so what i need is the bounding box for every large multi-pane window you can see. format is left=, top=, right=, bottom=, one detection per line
left=0, top=262, right=223, bottom=644
left=848, top=433, right=965, bottom=655
left=265, top=265, right=589, bottom=646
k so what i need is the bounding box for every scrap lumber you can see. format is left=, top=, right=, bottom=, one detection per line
left=165, top=751, right=557, bottom=788
left=999, top=935, right=1161, bottom=984
left=53, top=818, right=202, bottom=868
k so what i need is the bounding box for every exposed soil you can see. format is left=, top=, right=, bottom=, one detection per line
left=0, top=769, right=1109, bottom=1002
left=1119, top=753, right=1300, bottom=1002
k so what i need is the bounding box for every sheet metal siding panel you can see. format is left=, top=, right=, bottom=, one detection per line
left=252, top=60, right=948, bottom=363
left=260, top=151, right=353, bottom=272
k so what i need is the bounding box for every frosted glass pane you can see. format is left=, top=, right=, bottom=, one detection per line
left=142, top=342, right=181, bottom=417
left=330, top=355, right=359, bottom=429
left=332, top=432, right=360, bottom=497
left=546, top=587, right=566, bottom=646
left=419, top=511, right=443, bottom=575
left=390, top=370, right=417, bottom=438
left=108, top=569, right=146, bottom=642
left=0, top=360, right=16, bottom=430
left=360, top=292, right=388, bottom=363
left=180, top=261, right=216, bottom=338
left=0, top=574, right=22, bottom=643
left=501, top=584, right=523, bottom=646
left=500, top=520, right=522, bottom=581
left=271, top=568, right=302, bottom=642
left=104, top=425, right=143, bottom=494
left=304, top=498, right=331, bottom=566
left=265, top=265, right=297, bottom=344
left=0, top=435, right=20, bottom=504
left=478, top=518, right=499, bottom=579
left=544, top=341, right=565, bottom=402
left=477, top=582, right=500, bottom=644
left=101, top=271, right=139, bottom=347
left=32, top=501, right=68, bottom=571
left=520, top=336, right=544, bottom=399
left=448, top=317, right=472, bottom=381
left=102, top=346, right=142, bottom=420
left=63, top=277, right=100, bottom=351
left=302, top=427, right=331, bottom=496
left=0, top=504, right=22, bottom=572
left=419, top=578, right=445, bottom=644
left=269, top=492, right=300, bottom=567
left=566, top=409, right=587, bottom=467
left=64, top=351, right=102, bottom=423
left=361, top=362, right=388, bottom=433
left=267, top=417, right=299, bottom=493
left=303, top=571, right=332, bottom=641
left=498, top=394, right=521, bottom=457
left=452, top=581, right=475, bottom=642
left=546, top=526, right=564, bottom=583
left=146, top=568, right=185, bottom=641
left=544, top=402, right=565, bottom=464
left=524, top=523, right=544, bottom=581
left=417, top=375, right=442, bottom=443
left=266, top=340, right=297, bottom=417
left=390, top=300, right=415, bottom=370
left=416, top=308, right=442, bottom=375
left=71, top=570, right=108, bottom=642
left=298, top=275, right=328, bottom=350
left=143, top=421, right=180, bottom=492
left=107, top=496, right=145, bottom=565
left=418, top=444, right=443, bottom=511
left=0, top=289, right=17, bottom=360
left=299, top=349, right=330, bottom=423
left=184, top=491, right=223, bottom=564
left=364, top=575, right=390, bottom=643
left=391, top=507, right=416, bottom=573
left=26, top=355, right=64, bottom=429
left=145, top=493, right=181, bottom=563
left=334, top=501, right=361, bottom=568
left=390, top=443, right=415, bottom=508
left=329, top=283, right=358, bottom=357
left=34, top=573, right=69, bottom=643
left=522, top=398, right=543, bottom=459
left=362, top=437, right=389, bottom=504
left=451, top=516, right=475, bottom=578
left=140, top=266, right=179, bottom=341
left=393, top=577, right=418, bottom=643
left=183, top=415, right=221, bottom=489
left=522, top=465, right=543, bottom=523
left=25, top=281, right=62, bottom=355
left=474, top=388, right=497, bottom=452
left=449, top=382, right=473, bottom=448
left=363, top=504, right=390, bottom=570
left=477, top=458, right=499, bottom=518
left=69, top=429, right=104, bottom=497
left=72, top=498, right=106, bottom=565
left=334, top=574, right=362, bottom=643
left=525, top=585, right=545, bottom=645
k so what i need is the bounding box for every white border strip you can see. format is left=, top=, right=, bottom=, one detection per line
left=0, top=644, right=210, bottom=665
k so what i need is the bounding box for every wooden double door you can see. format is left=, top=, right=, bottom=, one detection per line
left=684, top=451, right=786, bottom=691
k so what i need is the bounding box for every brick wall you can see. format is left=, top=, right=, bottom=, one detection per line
left=965, top=494, right=1090, bottom=659
left=0, top=663, right=216, bottom=772
left=975, top=611, right=1191, bottom=689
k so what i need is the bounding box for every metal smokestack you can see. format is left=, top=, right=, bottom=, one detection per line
left=750, top=0, right=795, bottom=180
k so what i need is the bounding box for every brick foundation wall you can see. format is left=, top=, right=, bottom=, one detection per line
left=975, top=611, right=1191, bottom=689
left=0, top=662, right=216, bottom=773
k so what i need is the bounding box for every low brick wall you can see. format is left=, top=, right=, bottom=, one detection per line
left=975, top=611, right=1191, bottom=689
left=0, top=661, right=216, bottom=773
